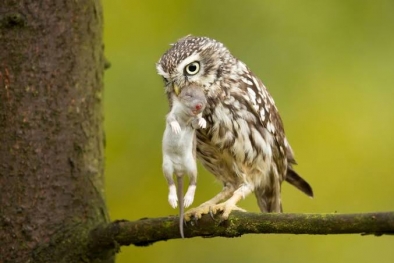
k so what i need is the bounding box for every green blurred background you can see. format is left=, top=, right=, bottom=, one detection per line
left=102, top=0, right=394, bottom=262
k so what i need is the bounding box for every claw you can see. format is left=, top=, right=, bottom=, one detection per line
left=209, top=206, right=216, bottom=220
left=183, top=202, right=246, bottom=223
left=222, top=204, right=246, bottom=219
left=184, top=204, right=211, bottom=222
left=192, top=216, right=198, bottom=226
left=210, top=202, right=246, bottom=220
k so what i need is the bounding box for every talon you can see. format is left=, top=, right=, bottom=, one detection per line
left=211, top=203, right=246, bottom=221
left=209, top=206, right=215, bottom=220
left=184, top=204, right=211, bottom=222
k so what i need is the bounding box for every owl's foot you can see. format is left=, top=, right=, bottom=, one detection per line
left=184, top=204, right=211, bottom=222
left=184, top=202, right=246, bottom=221
left=209, top=202, right=246, bottom=220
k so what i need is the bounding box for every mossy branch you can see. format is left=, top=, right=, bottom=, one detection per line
left=88, top=211, right=394, bottom=252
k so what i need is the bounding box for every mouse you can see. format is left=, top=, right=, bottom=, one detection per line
left=162, top=85, right=207, bottom=238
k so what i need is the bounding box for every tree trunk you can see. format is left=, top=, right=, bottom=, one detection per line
left=0, top=1, right=114, bottom=262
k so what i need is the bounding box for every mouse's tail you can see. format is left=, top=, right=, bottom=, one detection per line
left=177, top=176, right=184, bottom=238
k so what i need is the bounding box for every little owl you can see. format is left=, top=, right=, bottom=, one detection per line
left=157, top=35, right=313, bottom=221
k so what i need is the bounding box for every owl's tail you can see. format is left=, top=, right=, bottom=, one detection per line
left=285, top=168, right=314, bottom=198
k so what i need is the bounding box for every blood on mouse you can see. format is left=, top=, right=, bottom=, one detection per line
left=195, top=103, right=202, bottom=111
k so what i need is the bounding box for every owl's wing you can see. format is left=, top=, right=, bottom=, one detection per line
left=238, top=71, right=287, bottom=157
left=238, top=69, right=313, bottom=197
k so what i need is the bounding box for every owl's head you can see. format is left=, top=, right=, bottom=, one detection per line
left=156, top=35, right=232, bottom=96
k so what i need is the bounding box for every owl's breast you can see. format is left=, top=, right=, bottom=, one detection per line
left=203, top=100, right=261, bottom=154
left=196, top=100, right=280, bottom=184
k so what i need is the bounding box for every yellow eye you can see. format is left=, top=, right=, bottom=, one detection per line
left=185, top=62, right=200, bottom=76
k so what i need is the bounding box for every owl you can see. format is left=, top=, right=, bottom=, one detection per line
left=157, top=36, right=313, bottom=221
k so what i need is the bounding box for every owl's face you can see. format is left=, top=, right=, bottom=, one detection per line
left=156, top=36, right=232, bottom=96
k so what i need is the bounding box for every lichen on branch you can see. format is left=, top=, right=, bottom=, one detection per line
left=88, top=211, right=394, bottom=252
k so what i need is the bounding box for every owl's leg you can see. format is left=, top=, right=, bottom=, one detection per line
left=254, top=182, right=282, bottom=212
left=209, top=184, right=252, bottom=219
left=184, top=183, right=235, bottom=221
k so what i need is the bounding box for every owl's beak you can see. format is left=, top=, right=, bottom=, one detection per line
left=173, top=83, right=181, bottom=96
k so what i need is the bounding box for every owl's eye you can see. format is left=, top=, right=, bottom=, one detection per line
left=184, top=62, right=200, bottom=76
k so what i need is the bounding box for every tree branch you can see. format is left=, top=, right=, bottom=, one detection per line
left=88, top=211, right=394, bottom=253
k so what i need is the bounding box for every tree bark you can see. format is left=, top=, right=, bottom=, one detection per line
left=0, top=1, right=114, bottom=262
